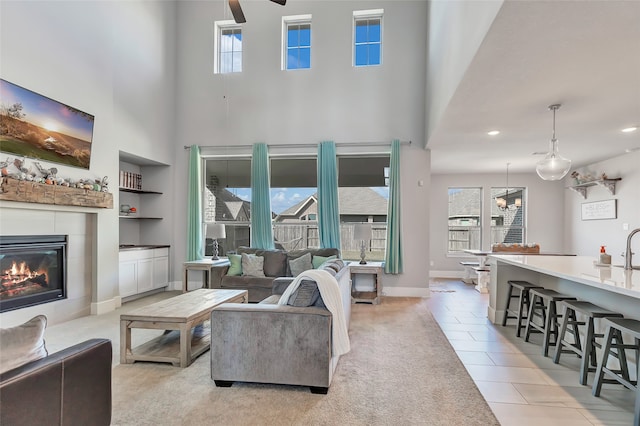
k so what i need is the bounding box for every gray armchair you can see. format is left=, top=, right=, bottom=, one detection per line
left=210, top=262, right=351, bottom=394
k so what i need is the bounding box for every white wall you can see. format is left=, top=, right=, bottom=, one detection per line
left=0, top=1, right=177, bottom=322
left=564, top=151, right=640, bottom=263
left=172, top=0, right=430, bottom=295
left=429, top=172, right=566, bottom=275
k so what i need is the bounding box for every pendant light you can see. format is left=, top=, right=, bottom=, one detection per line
left=536, top=104, right=572, bottom=181
left=496, top=163, right=510, bottom=210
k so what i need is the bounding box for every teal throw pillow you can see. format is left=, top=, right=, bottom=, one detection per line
left=227, top=254, right=242, bottom=276
left=312, top=254, right=337, bottom=269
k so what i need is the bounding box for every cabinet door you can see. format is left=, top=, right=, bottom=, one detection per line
left=137, top=258, right=154, bottom=293
left=153, top=256, right=169, bottom=289
left=119, top=260, right=138, bottom=298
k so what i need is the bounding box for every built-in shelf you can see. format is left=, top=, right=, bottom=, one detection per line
left=119, top=187, right=162, bottom=195
left=568, top=178, right=621, bottom=199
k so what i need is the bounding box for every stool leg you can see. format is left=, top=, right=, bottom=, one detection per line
left=524, top=294, right=537, bottom=343
left=553, top=305, right=571, bottom=364
left=516, top=289, right=528, bottom=338
left=635, top=338, right=640, bottom=426
left=580, top=317, right=595, bottom=386
left=502, top=284, right=514, bottom=327
left=592, top=325, right=614, bottom=397
left=614, top=329, right=631, bottom=383
left=542, top=299, right=554, bottom=357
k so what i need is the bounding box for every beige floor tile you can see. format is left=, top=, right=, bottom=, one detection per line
left=514, top=383, right=631, bottom=411
left=450, top=339, right=519, bottom=353
left=468, top=329, right=512, bottom=342
left=489, top=402, right=593, bottom=426
left=464, top=364, right=550, bottom=385
left=578, top=407, right=636, bottom=425
left=441, top=330, right=474, bottom=340
left=475, top=380, right=528, bottom=404
left=455, top=350, right=496, bottom=366
left=432, top=322, right=493, bottom=332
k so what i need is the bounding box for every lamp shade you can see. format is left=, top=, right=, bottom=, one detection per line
left=354, top=223, right=372, bottom=241
left=206, top=223, right=226, bottom=239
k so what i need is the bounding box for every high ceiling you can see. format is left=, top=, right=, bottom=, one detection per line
left=427, top=0, right=640, bottom=174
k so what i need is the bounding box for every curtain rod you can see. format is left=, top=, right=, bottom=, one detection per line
left=183, top=140, right=411, bottom=150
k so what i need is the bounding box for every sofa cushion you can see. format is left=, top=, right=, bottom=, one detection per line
left=287, top=280, right=322, bottom=307
left=241, top=253, right=265, bottom=277
left=0, top=315, right=48, bottom=374
left=289, top=252, right=312, bottom=277
left=238, top=248, right=287, bottom=277
left=312, top=254, right=337, bottom=269
left=227, top=254, right=242, bottom=276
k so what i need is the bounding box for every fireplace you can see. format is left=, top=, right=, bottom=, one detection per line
left=0, top=235, right=67, bottom=313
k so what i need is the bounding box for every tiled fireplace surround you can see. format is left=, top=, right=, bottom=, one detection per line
left=0, top=205, right=95, bottom=327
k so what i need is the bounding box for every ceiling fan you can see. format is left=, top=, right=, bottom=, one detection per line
left=228, top=0, right=286, bottom=24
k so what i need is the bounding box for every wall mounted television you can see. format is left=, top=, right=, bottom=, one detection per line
left=0, top=79, right=94, bottom=170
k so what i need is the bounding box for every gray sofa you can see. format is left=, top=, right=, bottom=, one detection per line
left=210, top=247, right=341, bottom=303
left=210, top=258, right=351, bottom=394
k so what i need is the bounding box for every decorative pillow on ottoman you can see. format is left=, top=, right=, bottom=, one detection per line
left=0, top=315, right=48, bottom=374
left=241, top=253, right=266, bottom=277
left=287, top=280, right=322, bottom=307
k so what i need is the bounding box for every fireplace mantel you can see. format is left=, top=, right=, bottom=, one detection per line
left=0, top=178, right=113, bottom=209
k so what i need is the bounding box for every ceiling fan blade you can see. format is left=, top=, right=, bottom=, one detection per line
left=228, top=0, right=246, bottom=23
left=270, top=0, right=287, bottom=5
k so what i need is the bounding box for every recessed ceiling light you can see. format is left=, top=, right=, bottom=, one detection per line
left=487, top=130, right=500, bottom=136
left=622, top=127, right=638, bottom=133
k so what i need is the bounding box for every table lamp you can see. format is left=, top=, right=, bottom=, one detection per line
left=354, top=223, right=373, bottom=265
left=206, top=223, right=226, bottom=260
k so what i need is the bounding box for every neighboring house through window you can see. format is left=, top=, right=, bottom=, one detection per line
left=353, top=9, right=383, bottom=67
left=214, top=21, right=242, bottom=74
left=282, top=15, right=311, bottom=70
left=491, top=187, right=526, bottom=245
left=448, top=188, right=482, bottom=254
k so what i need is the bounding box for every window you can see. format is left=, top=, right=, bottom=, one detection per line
left=283, top=15, right=311, bottom=70
left=448, top=188, right=482, bottom=253
left=353, top=9, right=383, bottom=67
left=214, top=21, right=242, bottom=74
left=490, top=187, right=526, bottom=245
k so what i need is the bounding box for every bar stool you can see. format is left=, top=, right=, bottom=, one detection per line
left=552, top=300, right=624, bottom=385
left=501, top=280, right=544, bottom=337
left=592, top=317, right=640, bottom=426
left=524, top=288, right=576, bottom=357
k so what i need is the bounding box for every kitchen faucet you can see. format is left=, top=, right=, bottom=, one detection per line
left=624, top=228, right=640, bottom=270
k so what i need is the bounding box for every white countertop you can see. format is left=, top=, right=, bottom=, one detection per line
left=492, top=255, right=640, bottom=299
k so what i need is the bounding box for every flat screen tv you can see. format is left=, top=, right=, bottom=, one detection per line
left=0, top=79, right=94, bottom=170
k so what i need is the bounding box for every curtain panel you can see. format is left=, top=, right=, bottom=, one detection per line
left=250, top=143, right=275, bottom=249
left=187, top=145, right=204, bottom=261
left=317, top=141, right=341, bottom=250
left=385, top=139, right=403, bottom=274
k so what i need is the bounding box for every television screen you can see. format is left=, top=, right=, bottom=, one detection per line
left=0, top=79, right=94, bottom=170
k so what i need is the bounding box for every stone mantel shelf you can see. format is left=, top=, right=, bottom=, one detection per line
left=0, top=177, right=113, bottom=209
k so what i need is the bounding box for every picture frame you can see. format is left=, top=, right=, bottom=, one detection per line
left=581, top=199, right=617, bottom=220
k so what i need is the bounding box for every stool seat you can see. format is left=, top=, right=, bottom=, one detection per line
left=525, top=289, right=577, bottom=357
left=553, top=300, right=624, bottom=385
left=502, top=280, right=543, bottom=337
left=592, top=317, right=640, bottom=426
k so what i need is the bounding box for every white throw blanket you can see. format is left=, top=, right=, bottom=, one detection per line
left=278, top=269, right=351, bottom=357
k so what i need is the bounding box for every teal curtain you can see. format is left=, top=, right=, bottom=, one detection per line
left=385, top=139, right=403, bottom=274
left=187, top=145, right=204, bottom=261
left=317, top=141, right=341, bottom=250
left=250, top=143, right=274, bottom=249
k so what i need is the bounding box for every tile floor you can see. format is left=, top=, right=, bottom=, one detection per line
left=427, top=279, right=636, bottom=426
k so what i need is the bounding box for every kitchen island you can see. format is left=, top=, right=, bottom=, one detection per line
left=488, top=255, right=640, bottom=324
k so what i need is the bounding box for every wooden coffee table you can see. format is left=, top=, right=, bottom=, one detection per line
left=120, top=289, right=247, bottom=367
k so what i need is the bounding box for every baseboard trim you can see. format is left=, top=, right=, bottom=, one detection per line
left=91, top=298, right=117, bottom=315
left=429, top=270, right=465, bottom=279
left=383, top=286, right=430, bottom=298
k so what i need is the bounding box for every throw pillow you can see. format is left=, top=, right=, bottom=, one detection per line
left=0, top=315, right=48, bottom=374
left=241, top=253, right=266, bottom=277
left=227, top=254, right=242, bottom=276
left=287, top=280, right=321, bottom=307
left=289, top=252, right=312, bottom=277
left=312, top=254, right=337, bottom=269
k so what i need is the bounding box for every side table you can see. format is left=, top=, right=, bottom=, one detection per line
left=350, top=261, right=383, bottom=304
left=183, top=258, right=229, bottom=292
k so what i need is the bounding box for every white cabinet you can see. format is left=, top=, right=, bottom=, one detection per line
left=119, top=247, right=169, bottom=298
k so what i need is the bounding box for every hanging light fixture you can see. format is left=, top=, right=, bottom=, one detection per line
left=536, top=104, right=572, bottom=180
left=496, top=163, right=510, bottom=210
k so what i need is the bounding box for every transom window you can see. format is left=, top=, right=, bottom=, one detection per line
left=353, top=9, right=383, bottom=67
left=283, top=15, right=311, bottom=70
left=214, top=21, right=242, bottom=74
